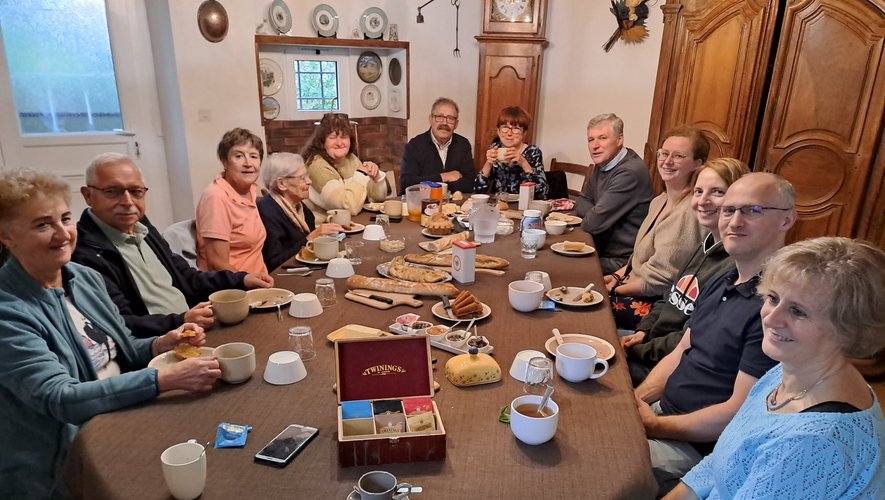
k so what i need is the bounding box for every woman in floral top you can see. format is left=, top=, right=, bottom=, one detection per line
left=475, top=106, right=548, bottom=199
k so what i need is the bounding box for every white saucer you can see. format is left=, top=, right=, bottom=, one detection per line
left=421, top=228, right=449, bottom=239
left=342, top=223, right=365, bottom=235
left=550, top=242, right=596, bottom=256
left=148, top=347, right=215, bottom=369
left=544, top=334, right=615, bottom=361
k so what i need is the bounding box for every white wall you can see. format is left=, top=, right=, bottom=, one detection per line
left=151, top=1, right=663, bottom=213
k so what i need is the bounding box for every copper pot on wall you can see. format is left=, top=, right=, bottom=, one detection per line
left=197, top=0, right=229, bottom=43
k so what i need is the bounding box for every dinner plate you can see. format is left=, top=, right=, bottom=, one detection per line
left=551, top=242, right=596, bottom=256
left=259, top=58, right=283, bottom=96
left=546, top=287, right=604, bottom=307
left=420, top=228, right=449, bottom=239
left=268, top=0, right=292, bottom=34
left=432, top=301, right=491, bottom=322
left=342, top=222, right=365, bottom=235
left=326, top=324, right=390, bottom=343
left=376, top=262, right=452, bottom=283
left=247, top=288, right=295, bottom=309
left=362, top=202, right=383, bottom=212
left=311, top=3, right=338, bottom=37
left=546, top=214, right=582, bottom=226
left=295, top=253, right=335, bottom=265
left=360, top=7, right=388, bottom=39
left=500, top=193, right=520, bottom=203
left=544, top=334, right=615, bottom=361
left=148, top=347, right=215, bottom=369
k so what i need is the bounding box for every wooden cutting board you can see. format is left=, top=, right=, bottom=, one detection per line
left=344, top=289, right=423, bottom=309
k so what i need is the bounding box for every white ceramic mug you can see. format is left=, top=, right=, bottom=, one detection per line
left=353, top=471, right=412, bottom=500
left=307, top=236, right=339, bottom=260
left=214, top=342, right=256, bottom=384
left=161, top=439, right=206, bottom=500
left=208, top=289, right=249, bottom=324
left=383, top=199, right=402, bottom=217
left=508, top=279, right=545, bottom=312
left=327, top=209, right=352, bottom=227
left=510, top=394, right=560, bottom=445
left=555, top=342, right=609, bottom=383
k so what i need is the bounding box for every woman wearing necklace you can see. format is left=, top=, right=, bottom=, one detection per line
left=623, top=158, right=750, bottom=385
left=257, top=153, right=344, bottom=271
left=667, top=237, right=885, bottom=499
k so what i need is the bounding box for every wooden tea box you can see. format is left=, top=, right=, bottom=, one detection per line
left=334, top=335, right=446, bottom=467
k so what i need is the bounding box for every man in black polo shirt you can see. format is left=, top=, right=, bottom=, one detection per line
left=633, top=173, right=797, bottom=495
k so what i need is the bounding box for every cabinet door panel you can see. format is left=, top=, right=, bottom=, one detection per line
left=756, top=0, right=885, bottom=242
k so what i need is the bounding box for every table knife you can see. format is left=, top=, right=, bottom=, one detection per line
left=571, top=284, right=595, bottom=301
left=441, top=295, right=454, bottom=316
left=350, top=291, right=394, bottom=304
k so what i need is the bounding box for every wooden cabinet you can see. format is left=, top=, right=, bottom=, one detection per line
left=646, top=0, right=885, bottom=246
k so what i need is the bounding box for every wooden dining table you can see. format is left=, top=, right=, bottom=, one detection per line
left=64, top=209, right=657, bottom=499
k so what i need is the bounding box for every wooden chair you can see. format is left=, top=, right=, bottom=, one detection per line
left=549, top=158, right=592, bottom=198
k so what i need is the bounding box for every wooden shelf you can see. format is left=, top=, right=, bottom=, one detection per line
left=255, top=35, right=409, bottom=50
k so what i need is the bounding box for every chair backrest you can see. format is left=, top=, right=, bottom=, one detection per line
left=385, top=166, right=400, bottom=199
left=550, top=158, right=592, bottom=197
left=162, top=219, right=198, bottom=268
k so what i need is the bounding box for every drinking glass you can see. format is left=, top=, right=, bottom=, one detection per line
left=471, top=204, right=499, bottom=244
left=374, top=214, right=391, bottom=237
left=314, top=278, right=336, bottom=307
left=521, top=233, right=539, bottom=259
left=523, top=357, right=554, bottom=395
left=288, top=326, right=315, bottom=361
left=344, top=240, right=364, bottom=265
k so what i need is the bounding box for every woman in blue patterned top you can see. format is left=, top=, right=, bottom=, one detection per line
left=667, top=237, right=885, bottom=499
left=475, top=106, right=548, bottom=199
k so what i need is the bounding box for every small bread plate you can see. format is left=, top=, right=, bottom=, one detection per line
left=546, top=287, right=604, bottom=307
left=341, top=222, right=365, bottom=235
left=432, top=301, right=491, bottom=322
left=420, top=228, right=450, bottom=239
left=377, top=261, right=452, bottom=283
left=362, top=202, right=383, bottom=212
left=546, top=214, right=582, bottom=226
left=148, top=347, right=215, bottom=369
left=326, top=324, right=391, bottom=343
left=295, top=253, right=335, bottom=266
left=551, top=242, right=596, bottom=256
left=247, top=288, right=295, bottom=309
left=545, top=334, right=615, bottom=361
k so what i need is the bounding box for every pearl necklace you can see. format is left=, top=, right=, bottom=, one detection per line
left=766, top=373, right=833, bottom=411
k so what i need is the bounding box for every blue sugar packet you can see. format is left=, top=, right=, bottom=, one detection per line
left=341, top=400, right=373, bottom=419
left=214, top=422, right=252, bottom=448
left=538, top=299, right=558, bottom=311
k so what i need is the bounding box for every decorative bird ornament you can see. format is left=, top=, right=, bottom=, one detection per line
left=603, top=0, right=651, bottom=52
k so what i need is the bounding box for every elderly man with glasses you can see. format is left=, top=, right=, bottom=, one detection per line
left=398, top=97, right=476, bottom=195
left=73, top=153, right=272, bottom=338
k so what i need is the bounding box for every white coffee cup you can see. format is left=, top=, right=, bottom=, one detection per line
left=522, top=228, right=546, bottom=249
left=161, top=439, right=206, bottom=500
left=326, top=257, right=355, bottom=278
left=383, top=199, right=402, bottom=217
left=508, top=279, right=545, bottom=312
left=527, top=200, right=552, bottom=217
left=214, top=342, right=256, bottom=384
left=544, top=219, right=567, bottom=235
left=555, top=342, right=609, bottom=383
left=510, top=394, right=559, bottom=445
left=307, top=236, right=339, bottom=260
left=327, top=208, right=351, bottom=227
left=363, top=224, right=386, bottom=241
left=208, top=289, right=249, bottom=325
left=354, top=470, right=412, bottom=500
left=263, top=351, right=307, bottom=385
left=288, top=293, right=324, bottom=318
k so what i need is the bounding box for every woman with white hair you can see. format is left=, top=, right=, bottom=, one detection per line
left=257, top=152, right=343, bottom=271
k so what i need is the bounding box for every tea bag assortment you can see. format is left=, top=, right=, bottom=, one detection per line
left=340, top=397, right=437, bottom=438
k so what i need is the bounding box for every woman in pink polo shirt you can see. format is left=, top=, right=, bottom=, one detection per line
left=195, top=128, right=273, bottom=277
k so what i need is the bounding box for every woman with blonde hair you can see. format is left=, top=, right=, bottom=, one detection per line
left=669, top=237, right=885, bottom=499
left=301, top=113, right=387, bottom=221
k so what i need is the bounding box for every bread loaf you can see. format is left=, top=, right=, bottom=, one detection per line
left=346, top=275, right=458, bottom=297
left=421, top=231, right=469, bottom=253
left=562, top=241, right=585, bottom=252
left=450, top=290, right=483, bottom=318
left=405, top=253, right=509, bottom=269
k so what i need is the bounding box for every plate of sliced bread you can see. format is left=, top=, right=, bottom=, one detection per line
left=551, top=241, right=595, bottom=256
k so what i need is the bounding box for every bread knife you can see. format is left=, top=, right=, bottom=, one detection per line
left=441, top=295, right=454, bottom=316
left=350, top=291, right=394, bottom=304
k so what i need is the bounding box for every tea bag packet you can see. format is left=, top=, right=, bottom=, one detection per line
left=373, top=400, right=405, bottom=434
left=341, top=400, right=373, bottom=420
left=214, top=422, right=252, bottom=448
left=403, top=397, right=436, bottom=432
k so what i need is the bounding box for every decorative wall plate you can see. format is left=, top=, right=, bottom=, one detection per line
left=356, top=51, right=382, bottom=83
left=360, top=84, right=381, bottom=110
left=360, top=7, right=388, bottom=39
left=389, top=88, right=401, bottom=113
left=262, top=96, right=280, bottom=120
left=259, top=58, right=283, bottom=96
left=311, top=4, right=338, bottom=37
left=268, top=0, right=292, bottom=34
left=388, top=57, right=402, bottom=86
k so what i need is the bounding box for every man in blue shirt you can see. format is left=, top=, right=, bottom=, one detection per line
left=633, top=172, right=797, bottom=495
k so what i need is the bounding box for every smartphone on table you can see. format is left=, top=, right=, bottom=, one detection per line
left=254, top=424, right=319, bottom=467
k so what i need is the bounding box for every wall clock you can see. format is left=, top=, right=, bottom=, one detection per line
left=483, top=0, right=545, bottom=36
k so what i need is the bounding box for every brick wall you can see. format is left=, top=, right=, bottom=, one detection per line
left=263, top=116, right=408, bottom=174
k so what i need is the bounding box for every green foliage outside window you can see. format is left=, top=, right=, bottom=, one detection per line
left=296, top=60, right=339, bottom=111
